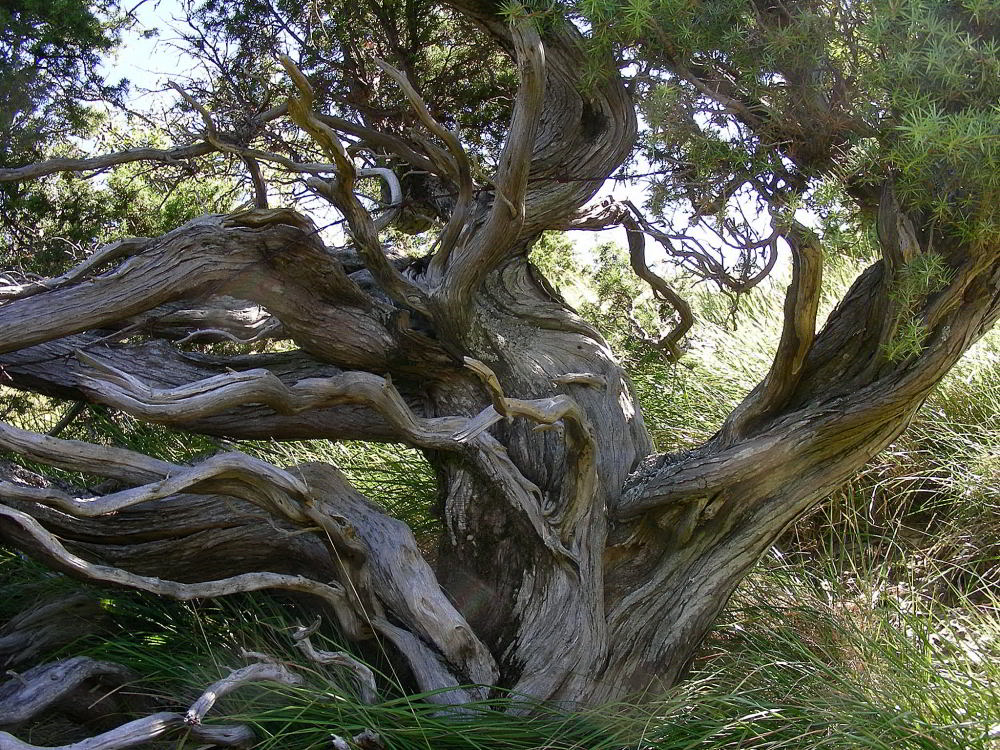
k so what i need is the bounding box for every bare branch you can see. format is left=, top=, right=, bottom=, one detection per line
left=185, top=663, right=302, bottom=725
left=0, top=102, right=287, bottom=185
left=0, top=657, right=137, bottom=727
left=242, top=155, right=269, bottom=208
left=0, top=446, right=313, bottom=523
left=0, top=420, right=175, bottom=485
left=0, top=713, right=256, bottom=750
left=281, top=56, right=430, bottom=314
left=0, top=239, right=149, bottom=302
left=0, top=143, right=215, bottom=184
left=374, top=59, right=472, bottom=190
left=720, top=218, right=824, bottom=441
left=623, top=207, right=694, bottom=361
left=0, top=504, right=360, bottom=632
left=292, top=619, right=378, bottom=704
left=0, top=214, right=404, bottom=371
left=371, top=619, right=478, bottom=705
left=315, top=113, right=439, bottom=175
left=45, top=401, right=87, bottom=437
left=0, top=595, right=106, bottom=670
left=74, top=357, right=468, bottom=450
left=371, top=59, right=474, bottom=271
left=625, top=204, right=779, bottom=294
left=2, top=410, right=497, bottom=693
left=553, top=199, right=694, bottom=360
left=0, top=337, right=409, bottom=443
left=438, top=22, right=546, bottom=313
left=0, top=659, right=298, bottom=750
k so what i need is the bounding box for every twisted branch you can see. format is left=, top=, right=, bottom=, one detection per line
left=0, top=658, right=301, bottom=750
left=281, top=56, right=429, bottom=314
left=439, top=21, right=546, bottom=314
left=720, top=217, right=823, bottom=441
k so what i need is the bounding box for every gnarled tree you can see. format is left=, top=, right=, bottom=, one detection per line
left=1, top=0, right=999, bottom=738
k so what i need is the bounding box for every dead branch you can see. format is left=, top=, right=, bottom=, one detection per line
left=281, top=56, right=429, bottom=314
left=0, top=713, right=256, bottom=750
left=0, top=659, right=299, bottom=750
left=45, top=402, right=87, bottom=437
left=0, top=214, right=403, bottom=371
left=556, top=199, right=694, bottom=360
left=276, top=463, right=499, bottom=692
left=622, top=208, right=694, bottom=361
left=0, top=144, right=215, bottom=184
left=626, top=204, right=779, bottom=294
left=185, top=662, right=302, bottom=725
left=0, top=595, right=106, bottom=670
left=0, top=446, right=313, bottom=523
left=0, top=504, right=362, bottom=635
left=292, top=618, right=378, bottom=704
left=0, top=657, right=137, bottom=727
left=0, top=420, right=175, bottom=485
left=372, top=619, right=479, bottom=705
left=374, top=59, right=471, bottom=189
left=316, top=113, right=439, bottom=175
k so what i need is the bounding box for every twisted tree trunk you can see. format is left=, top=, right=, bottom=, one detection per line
left=1, top=2, right=999, bottom=736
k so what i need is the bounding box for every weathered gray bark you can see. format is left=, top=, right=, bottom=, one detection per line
left=1, top=3, right=999, bottom=740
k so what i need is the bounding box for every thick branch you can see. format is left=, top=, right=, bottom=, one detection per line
left=74, top=357, right=468, bottom=450
left=0, top=657, right=137, bottom=727
left=0, top=504, right=360, bottom=634
left=437, top=22, right=545, bottom=313
left=0, top=337, right=406, bottom=442
left=719, top=218, right=824, bottom=441
left=0, top=213, right=409, bottom=371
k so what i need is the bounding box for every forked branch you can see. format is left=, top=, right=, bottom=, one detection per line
left=376, top=59, right=474, bottom=269
left=623, top=206, right=694, bottom=361
left=0, top=658, right=301, bottom=750
left=292, top=618, right=378, bottom=704
left=281, top=55, right=429, bottom=314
